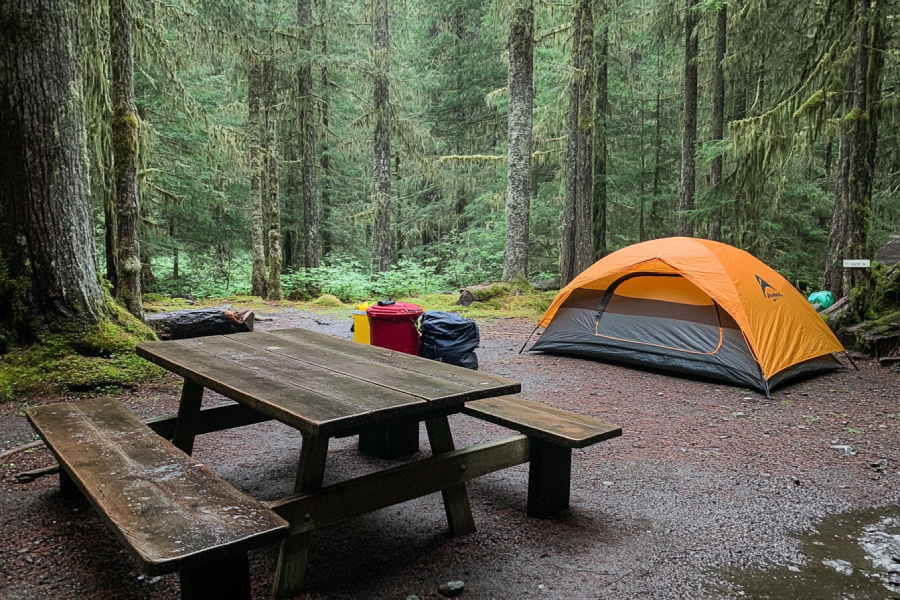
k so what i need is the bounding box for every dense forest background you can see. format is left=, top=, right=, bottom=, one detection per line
left=16, top=0, right=900, bottom=304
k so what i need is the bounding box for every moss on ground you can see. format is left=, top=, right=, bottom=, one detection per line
left=311, top=294, right=345, bottom=307
left=0, top=300, right=165, bottom=401
left=396, top=288, right=555, bottom=319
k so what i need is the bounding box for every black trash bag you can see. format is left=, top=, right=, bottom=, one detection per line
left=419, top=311, right=479, bottom=370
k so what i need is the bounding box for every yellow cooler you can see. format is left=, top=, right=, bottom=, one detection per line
left=352, top=302, right=370, bottom=344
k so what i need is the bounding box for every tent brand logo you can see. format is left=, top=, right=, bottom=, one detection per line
left=755, top=275, right=783, bottom=302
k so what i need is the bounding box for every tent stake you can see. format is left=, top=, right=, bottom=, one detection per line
left=518, top=325, right=541, bottom=354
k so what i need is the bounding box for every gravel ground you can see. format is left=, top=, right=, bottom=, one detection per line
left=2, top=310, right=899, bottom=599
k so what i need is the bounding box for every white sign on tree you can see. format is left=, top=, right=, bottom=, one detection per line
left=843, top=259, right=871, bottom=268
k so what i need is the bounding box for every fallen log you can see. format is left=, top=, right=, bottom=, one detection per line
left=144, top=308, right=255, bottom=340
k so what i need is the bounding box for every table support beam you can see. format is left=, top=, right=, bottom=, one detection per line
left=268, top=435, right=529, bottom=536
left=426, top=416, right=476, bottom=536
left=172, top=379, right=204, bottom=455
left=273, top=435, right=330, bottom=599
left=145, top=403, right=272, bottom=439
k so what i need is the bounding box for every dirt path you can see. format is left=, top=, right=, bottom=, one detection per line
left=2, top=311, right=899, bottom=599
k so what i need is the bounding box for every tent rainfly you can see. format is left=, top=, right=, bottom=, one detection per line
left=531, top=238, right=846, bottom=394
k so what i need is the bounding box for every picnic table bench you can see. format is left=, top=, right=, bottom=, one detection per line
left=27, top=328, right=622, bottom=598
left=26, top=396, right=288, bottom=600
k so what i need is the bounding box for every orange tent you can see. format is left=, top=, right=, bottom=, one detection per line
left=532, top=238, right=845, bottom=393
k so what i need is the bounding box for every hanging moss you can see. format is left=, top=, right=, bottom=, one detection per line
left=792, top=90, right=824, bottom=120
left=843, top=106, right=868, bottom=126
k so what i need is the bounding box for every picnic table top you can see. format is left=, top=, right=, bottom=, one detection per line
left=136, top=328, right=521, bottom=438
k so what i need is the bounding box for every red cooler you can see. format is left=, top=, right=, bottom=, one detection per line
left=366, top=301, right=424, bottom=355
left=360, top=300, right=424, bottom=459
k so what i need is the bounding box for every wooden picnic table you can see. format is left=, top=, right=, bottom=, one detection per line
left=136, top=327, right=522, bottom=598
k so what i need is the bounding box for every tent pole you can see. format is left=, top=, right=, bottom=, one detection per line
left=519, top=325, right=542, bottom=354
left=762, top=378, right=772, bottom=400
left=843, top=350, right=860, bottom=371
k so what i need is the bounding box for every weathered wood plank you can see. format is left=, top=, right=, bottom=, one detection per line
left=145, top=403, right=272, bottom=439
left=222, top=331, right=497, bottom=406
left=273, top=435, right=329, bottom=599
left=426, top=416, right=476, bottom=537
left=268, top=435, right=529, bottom=535
left=266, top=328, right=520, bottom=398
left=26, top=398, right=288, bottom=575
left=137, top=342, right=410, bottom=437
left=178, top=335, right=426, bottom=412
left=463, top=396, right=622, bottom=448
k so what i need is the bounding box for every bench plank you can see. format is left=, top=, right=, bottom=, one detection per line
left=26, top=397, right=288, bottom=575
left=463, top=396, right=622, bottom=448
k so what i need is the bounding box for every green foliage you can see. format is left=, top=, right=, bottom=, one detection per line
left=93, top=0, right=897, bottom=318
left=283, top=258, right=451, bottom=303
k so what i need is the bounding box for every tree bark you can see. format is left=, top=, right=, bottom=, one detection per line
left=573, top=0, right=594, bottom=275
left=318, top=0, right=332, bottom=261
left=248, top=59, right=267, bottom=298
left=371, top=0, right=392, bottom=273
left=707, top=4, right=726, bottom=242
left=561, top=1, right=593, bottom=286
left=110, top=0, right=143, bottom=319
left=592, top=24, right=608, bottom=259
left=678, top=0, right=700, bottom=238
left=265, top=61, right=283, bottom=300
left=299, top=0, right=319, bottom=270
left=824, top=0, right=880, bottom=299
left=650, top=49, right=663, bottom=237
left=0, top=0, right=105, bottom=338
left=501, top=0, right=534, bottom=282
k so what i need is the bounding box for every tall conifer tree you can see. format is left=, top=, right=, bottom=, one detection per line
left=679, top=0, right=700, bottom=237
left=502, top=0, right=534, bottom=282
left=372, top=0, right=392, bottom=273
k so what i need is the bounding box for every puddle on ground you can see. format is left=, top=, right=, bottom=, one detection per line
left=714, top=505, right=900, bottom=599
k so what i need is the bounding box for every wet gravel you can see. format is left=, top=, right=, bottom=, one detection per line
left=1, top=309, right=899, bottom=599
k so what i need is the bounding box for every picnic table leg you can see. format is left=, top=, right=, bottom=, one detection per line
left=527, top=438, right=572, bottom=518
left=425, top=417, right=476, bottom=537
left=181, top=553, right=251, bottom=600
left=273, top=434, right=330, bottom=599
left=172, top=379, right=204, bottom=455
left=58, top=469, right=81, bottom=500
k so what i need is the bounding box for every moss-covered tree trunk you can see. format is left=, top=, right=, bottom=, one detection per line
left=678, top=0, right=699, bottom=238
left=110, top=0, right=142, bottom=319
left=501, top=0, right=534, bottom=282
left=266, top=61, right=283, bottom=301
left=319, top=2, right=332, bottom=261
left=573, top=0, right=594, bottom=275
left=299, top=0, right=319, bottom=270
left=592, top=23, right=608, bottom=259
left=707, top=3, right=726, bottom=242
left=825, top=0, right=882, bottom=299
left=0, top=0, right=106, bottom=339
left=372, top=0, right=392, bottom=273
left=248, top=58, right=267, bottom=298
left=561, top=0, right=594, bottom=284
left=650, top=50, right=664, bottom=237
